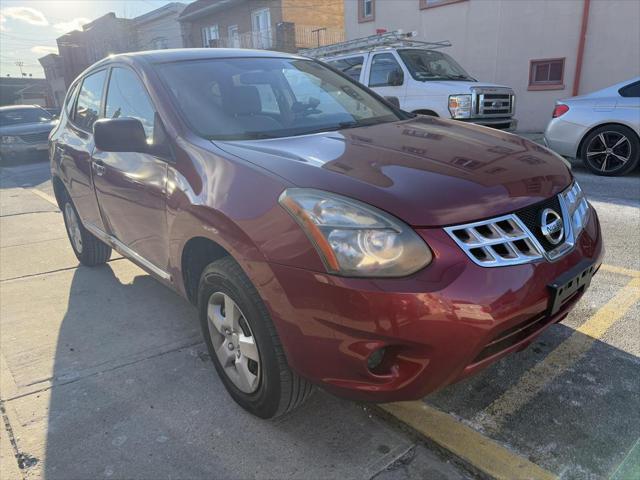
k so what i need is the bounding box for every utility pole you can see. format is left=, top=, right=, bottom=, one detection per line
left=14, top=61, right=24, bottom=76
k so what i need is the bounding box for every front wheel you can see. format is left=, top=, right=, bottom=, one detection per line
left=581, top=125, right=639, bottom=176
left=198, top=257, right=313, bottom=418
left=61, top=194, right=112, bottom=266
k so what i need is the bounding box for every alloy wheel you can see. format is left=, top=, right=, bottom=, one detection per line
left=207, top=291, right=260, bottom=393
left=64, top=203, right=83, bottom=254
left=585, top=131, right=631, bottom=173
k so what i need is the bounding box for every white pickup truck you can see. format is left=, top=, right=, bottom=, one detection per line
left=303, top=31, right=517, bottom=130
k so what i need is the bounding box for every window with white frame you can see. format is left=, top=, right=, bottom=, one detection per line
left=228, top=25, right=240, bottom=48
left=151, top=37, right=169, bottom=50
left=202, top=25, right=219, bottom=47
left=359, top=0, right=374, bottom=22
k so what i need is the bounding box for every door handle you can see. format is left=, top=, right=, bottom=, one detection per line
left=93, top=161, right=106, bottom=176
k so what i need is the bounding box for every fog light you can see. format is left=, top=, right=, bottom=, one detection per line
left=367, top=347, right=386, bottom=371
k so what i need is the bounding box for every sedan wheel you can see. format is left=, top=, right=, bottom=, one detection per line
left=586, top=131, right=630, bottom=173
left=582, top=125, right=639, bottom=176
left=207, top=291, right=260, bottom=393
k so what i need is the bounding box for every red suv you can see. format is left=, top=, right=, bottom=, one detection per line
left=50, top=49, right=603, bottom=418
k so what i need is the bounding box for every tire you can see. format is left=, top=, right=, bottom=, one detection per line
left=581, top=124, right=640, bottom=176
left=61, top=191, right=112, bottom=266
left=198, top=257, right=313, bottom=418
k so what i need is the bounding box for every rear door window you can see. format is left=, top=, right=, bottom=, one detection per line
left=74, top=70, right=107, bottom=131
left=326, top=56, right=364, bottom=82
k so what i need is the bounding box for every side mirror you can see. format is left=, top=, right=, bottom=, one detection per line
left=387, top=69, right=404, bottom=87
left=94, top=117, right=148, bottom=153
left=384, top=96, right=401, bottom=108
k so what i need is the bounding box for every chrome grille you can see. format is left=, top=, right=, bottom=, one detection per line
left=446, top=185, right=587, bottom=267
left=445, top=214, right=543, bottom=267
left=472, top=87, right=515, bottom=118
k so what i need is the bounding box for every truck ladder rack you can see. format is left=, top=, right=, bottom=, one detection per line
left=300, top=30, right=451, bottom=58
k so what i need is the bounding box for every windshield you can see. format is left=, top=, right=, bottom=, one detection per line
left=398, top=49, right=475, bottom=82
left=0, top=107, right=52, bottom=126
left=157, top=57, right=402, bottom=140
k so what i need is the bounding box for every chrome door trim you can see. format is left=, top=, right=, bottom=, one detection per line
left=84, top=222, right=172, bottom=281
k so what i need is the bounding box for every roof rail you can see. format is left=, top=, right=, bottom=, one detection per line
left=299, top=30, right=451, bottom=59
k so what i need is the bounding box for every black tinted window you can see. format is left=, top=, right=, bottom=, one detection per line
left=619, top=81, right=640, bottom=98
left=75, top=70, right=106, bottom=131
left=105, top=68, right=156, bottom=141
left=369, top=53, right=404, bottom=87
left=327, top=56, right=364, bottom=82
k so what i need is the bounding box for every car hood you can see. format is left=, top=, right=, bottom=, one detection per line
left=216, top=116, right=571, bottom=227
left=0, top=121, right=57, bottom=136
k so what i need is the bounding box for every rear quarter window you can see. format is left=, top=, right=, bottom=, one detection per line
left=619, top=81, right=640, bottom=98
left=64, top=82, right=80, bottom=118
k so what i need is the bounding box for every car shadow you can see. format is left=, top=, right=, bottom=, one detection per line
left=0, top=159, right=52, bottom=190
left=41, top=263, right=414, bottom=479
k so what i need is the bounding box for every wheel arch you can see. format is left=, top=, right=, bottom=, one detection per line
left=51, top=174, right=67, bottom=210
left=180, top=236, right=231, bottom=304
left=577, top=122, right=640, bottom=159
left=171, top=206, right=271, bottom=306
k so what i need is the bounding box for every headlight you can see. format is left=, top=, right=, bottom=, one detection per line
left=0, top=135, right=21, bottom=144
left=561, top=181, right=590, bottom=236
left=279, top=188, right=432, bottom=277
left=448, top=94, right=472, bottom=119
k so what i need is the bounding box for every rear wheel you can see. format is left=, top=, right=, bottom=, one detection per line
left=61, top=193, right=111, bottom=266
left=581, top=125, right=639, bottom=176
left=198, top=257, right=313, bottom=418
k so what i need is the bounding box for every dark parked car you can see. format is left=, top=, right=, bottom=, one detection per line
left=0, top=105, right=57, bottom=164
left=50, top=49, right=603, bottom=418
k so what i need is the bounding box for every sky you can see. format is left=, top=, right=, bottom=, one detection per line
left=0, top=0, right=175, bottom=78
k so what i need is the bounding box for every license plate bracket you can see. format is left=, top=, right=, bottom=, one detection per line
left=548, top=259, right=598, bottom=316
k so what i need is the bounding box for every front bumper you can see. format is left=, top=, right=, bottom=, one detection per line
left=262, top=207, right=603, bottom=402
left=461, top=117, right=517, bottom=131
left=544, top=117, right=586, bottom=158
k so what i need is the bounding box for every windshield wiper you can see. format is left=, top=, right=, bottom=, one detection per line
left=441, top=74, right=474, bottom=81
left=295, top=120, right=369, bottom=136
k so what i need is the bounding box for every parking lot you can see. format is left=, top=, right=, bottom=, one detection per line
left=1, top=156, right=639, bottom=480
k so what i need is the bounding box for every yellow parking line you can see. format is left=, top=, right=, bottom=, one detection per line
left=478, top=277, right=640, bottom=431
left=28, top=188, right=58, bottom=207
left=382, top=402, right=557, bottom=480
left=600, top=264, right=640, bottom=278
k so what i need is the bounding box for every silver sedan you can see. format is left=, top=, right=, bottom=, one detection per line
left=544, top=77, right=639, bottom=176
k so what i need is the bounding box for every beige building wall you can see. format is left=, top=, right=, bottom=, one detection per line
left=136, top=6, right=186, bottom=50
left=344, top=0, right=640, bottom=132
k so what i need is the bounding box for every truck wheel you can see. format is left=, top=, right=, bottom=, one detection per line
left=581, top=125, right=639, bottom=176
left=198, top=257, right=313, bottom=418
left=61, top=193, right=112, bottom=266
